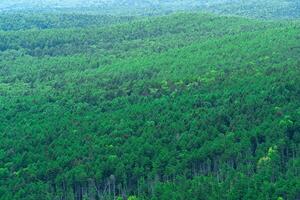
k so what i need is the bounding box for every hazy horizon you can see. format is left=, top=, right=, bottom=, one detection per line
left=0, top=0, right=236, bottom=12
left=1, top=0, right=299, bottom=20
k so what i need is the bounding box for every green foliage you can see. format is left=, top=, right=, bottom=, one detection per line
left=0, top=9, right=299, bottom=200
left=0, top=13, right=135, bottom=31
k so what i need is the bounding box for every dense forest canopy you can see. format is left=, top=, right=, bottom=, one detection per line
left=0, top=1, right=299, bottom=200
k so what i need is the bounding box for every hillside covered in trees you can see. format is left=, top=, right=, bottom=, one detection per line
left=0, top=1, right=299, bottom=200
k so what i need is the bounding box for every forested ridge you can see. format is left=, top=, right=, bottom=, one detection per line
left=0, top=13, right=135, bottom=31
left=0, top=5, right=300, bottom=200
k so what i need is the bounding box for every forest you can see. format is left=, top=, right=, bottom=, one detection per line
left=0, top=1, right=299, bottom=200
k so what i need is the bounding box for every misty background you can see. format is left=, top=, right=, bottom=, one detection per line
left=0, top=0, right=299, bottom=19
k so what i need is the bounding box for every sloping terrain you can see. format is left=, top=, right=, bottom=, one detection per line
left=0, top=12, right=299, bottom=200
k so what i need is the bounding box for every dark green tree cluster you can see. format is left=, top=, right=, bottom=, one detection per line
left=0, top=13, right=135, bottom=31
left=0, top=10, right=299, bottom=200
